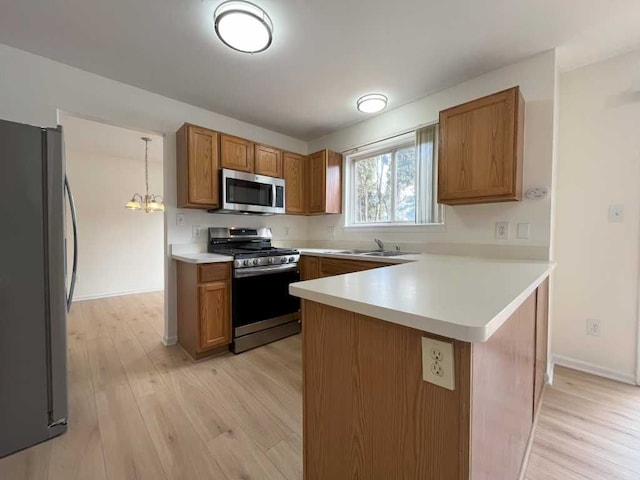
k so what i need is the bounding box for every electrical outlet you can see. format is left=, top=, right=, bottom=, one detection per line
left=283, top=226, right=290, bottom=237
left=495, top=222, right=510, bottom=240
left=176, top=212, right=185, bottom=227
left=192, top=226, right=201, bottom=239
left=586, top=318, right=601, bottom=336
left=422, top=337, right=455, bottom=390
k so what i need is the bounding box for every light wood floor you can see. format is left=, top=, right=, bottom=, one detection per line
left=525, top=366, right=640, bottom=480
left=0, top=292, right=302, bottom=480
left=1, top=292, right=639, bottom=479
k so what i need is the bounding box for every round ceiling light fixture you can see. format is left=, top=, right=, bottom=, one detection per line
left=356, top=93, right=388, bottom=113
left=214, top=1, right=273, bottom=54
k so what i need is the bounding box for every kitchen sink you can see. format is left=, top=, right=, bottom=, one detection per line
left=334, top=249, right=377, bottom=254
left=363, top=251, right=411, bottom=257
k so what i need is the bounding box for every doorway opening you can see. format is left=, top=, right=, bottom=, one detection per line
left=59, top=113, right=165, bottom=337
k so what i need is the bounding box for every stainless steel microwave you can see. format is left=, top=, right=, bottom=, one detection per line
left=213, top=168, right=285, bottom=215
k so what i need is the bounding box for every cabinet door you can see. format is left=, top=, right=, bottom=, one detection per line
left=181, top=125, right=219, bottom=207
left=254, top=144, right=283, bottom=178
left=307, top=150, right=327, bottom=214
left=220, top=134, right=254, bottom=172
left=300, top=256, right=320, bottom=280
left=198, top=281, right=231, bottom=350
left=438, top=87, right=523, bottom=205
left=283, top=151, right=306, bottom=214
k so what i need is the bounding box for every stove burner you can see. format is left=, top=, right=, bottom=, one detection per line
left=207, top=227, right=299, bottom=268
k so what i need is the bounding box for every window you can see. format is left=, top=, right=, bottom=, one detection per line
left=346, top=125, right=442, bottom=227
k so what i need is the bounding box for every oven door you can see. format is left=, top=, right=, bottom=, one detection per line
left=221, top=169, right=285, bottom=214
left=232, top=264, right=300, bottom=337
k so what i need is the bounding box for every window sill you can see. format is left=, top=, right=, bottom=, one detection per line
left=343, top=223, right=446, bottom=233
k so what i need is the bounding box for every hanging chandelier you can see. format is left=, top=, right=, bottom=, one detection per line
left=125, top=137, right=165, bottom=213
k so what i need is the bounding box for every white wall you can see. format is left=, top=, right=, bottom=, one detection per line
left=65, top=149, right=164, bottom=299
left=552, top=49, right=640, bottom=383
left=308, top=51, right=557, bottom=259
left=0, top=43, right=308, bottom=344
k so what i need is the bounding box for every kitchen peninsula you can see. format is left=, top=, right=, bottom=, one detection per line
left=290, top=252, right=554, bottom=480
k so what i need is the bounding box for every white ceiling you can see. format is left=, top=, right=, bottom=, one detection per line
left=2, top=0, right=640, bottom=140
left=61, top=114, right=163, bottom=163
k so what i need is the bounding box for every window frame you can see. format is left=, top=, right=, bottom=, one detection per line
left=344, top=129, right=444, bottom=231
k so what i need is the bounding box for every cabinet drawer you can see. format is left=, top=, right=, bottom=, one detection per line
left=198, top=263, right=231, bottom=283
left=319, top=258, right=391, bottom=277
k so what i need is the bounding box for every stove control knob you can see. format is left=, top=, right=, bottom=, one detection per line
left=243, top=259, right=250, bottom=267
left=252, top=258, right=260, bottom=266
left=280, top=257, right=287, bottom=263
left=267, top=257, right=275, bottom=265
left=288, top=256, right=295, bottom=263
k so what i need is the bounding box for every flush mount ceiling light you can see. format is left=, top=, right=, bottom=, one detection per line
left=214, top=1, right=273, bottom=53
left=357, top=93, right=388, bottom=113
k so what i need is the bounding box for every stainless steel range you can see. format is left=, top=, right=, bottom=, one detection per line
left=208, top=227, right=300, bottom=353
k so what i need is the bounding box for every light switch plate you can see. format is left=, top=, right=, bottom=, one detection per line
left=517, top=223, right=531, bottom=239
left=176, top=212, right=185, bottom=227
left=422, top=337, right=455, bottom=390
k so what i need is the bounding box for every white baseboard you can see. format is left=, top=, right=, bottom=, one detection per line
left=551, top=354, right=637, bottom=385
left=73, top=287, right=163, bottom=302
left=162, top=335, right=178, bottom=346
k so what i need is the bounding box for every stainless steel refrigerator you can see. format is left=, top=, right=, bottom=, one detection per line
left=0, top=118, right=78, bottom=458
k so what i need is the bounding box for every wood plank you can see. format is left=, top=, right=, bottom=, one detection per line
left=206, top=427, right=286, bottom=480
left=137, top=389, right=227, bottom=480
left=266, top=434, right=303, bottom=480
left=86, top=335, right=129, bottom=392
left=151, top=349, right=236, bottom=443
left=191, top=361, right=293, bottom=451
left=94, top=383, right=167, bottom=480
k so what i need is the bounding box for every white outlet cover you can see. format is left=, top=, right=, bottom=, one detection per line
left=495, top=222, right=510, bottom=240
left=421, top=337, right=455, bottom=390
left=176, top=212, right=185, bottom=227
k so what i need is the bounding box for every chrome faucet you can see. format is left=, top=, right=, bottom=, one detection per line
left=374, top=238, right=384, bottom=251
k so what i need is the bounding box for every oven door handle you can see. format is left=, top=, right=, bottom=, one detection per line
left=234, top=264, right=299, bottom=278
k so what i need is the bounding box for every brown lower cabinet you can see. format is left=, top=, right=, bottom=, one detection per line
left=302, top=278, right=549, bottom=480
left=176, top=261, right=232, bottom=360
left=300, top=255, right=393, bottom=280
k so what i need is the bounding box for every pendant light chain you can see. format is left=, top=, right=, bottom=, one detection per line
left=144, top=137, right=150, bottom=201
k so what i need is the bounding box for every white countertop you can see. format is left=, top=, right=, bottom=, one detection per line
left=290, top=253, right=554, bottom=343
left=171, top=252, right=234, bottom=264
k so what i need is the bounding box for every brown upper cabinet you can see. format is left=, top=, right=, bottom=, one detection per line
left=254, top=143, right=283, bottom=178
left=176, top=123, right=342, bottom=215
left=220, top=133, right=254, bottom=173
left=176, top=124, right=219, bottom=208
left=438, top=86, right=524, bottom=205
left=307, top=149, right=343, bottom=215
left=283, top=151, right=306, bottom=214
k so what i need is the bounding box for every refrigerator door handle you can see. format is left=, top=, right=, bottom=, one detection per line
left=64, top=176, right=78, bottom=313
